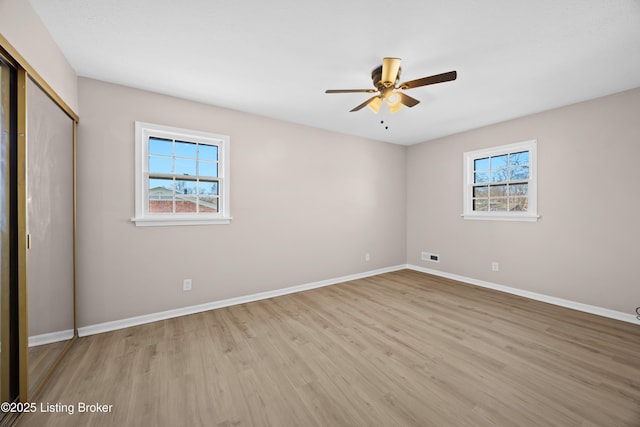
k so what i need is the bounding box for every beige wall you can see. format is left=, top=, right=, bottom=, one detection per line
left=4, top=1, right=637, bottom=324
left=76, top=78, right=407, bottom=327
left=407, top=87, right=640, bottom=315
left=0, top=0, right=78, bottom=113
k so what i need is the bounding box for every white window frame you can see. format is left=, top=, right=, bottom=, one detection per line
left=462, top=140, right=539, bottom=222
left=133, top=121, right=231, bottom=226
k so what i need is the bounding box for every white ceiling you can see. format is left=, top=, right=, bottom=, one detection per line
left=28, top=0, right=640, bottom=145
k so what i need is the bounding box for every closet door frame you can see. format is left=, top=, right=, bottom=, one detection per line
left=0, top=34, right=79, bottom=405
left=0, top=46, right=18, bottom=411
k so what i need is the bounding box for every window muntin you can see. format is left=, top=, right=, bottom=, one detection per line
left=463, top=140, right=538, bottom=221
left=134, top=122, right=230, bottom=226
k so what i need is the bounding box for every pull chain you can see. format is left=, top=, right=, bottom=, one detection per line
left=379, top=107, right=390, bottom=130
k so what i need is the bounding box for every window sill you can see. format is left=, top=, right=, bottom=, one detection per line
left=132, top=216, right=232, bottom=227
left=462, top=213, right=540, bottom=222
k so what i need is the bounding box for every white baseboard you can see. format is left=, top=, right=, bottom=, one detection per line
left=407, top=264, right=640, bottom=325
left=29, top=329, right=75, bottom=347
left=78, top=263, right=639, bottom=337
left=78, top=264, right=407, bottom=337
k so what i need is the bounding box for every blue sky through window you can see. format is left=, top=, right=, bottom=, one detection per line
left=148, top=137, right=219, bottom=177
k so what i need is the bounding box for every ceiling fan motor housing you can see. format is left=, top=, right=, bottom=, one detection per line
left=371, top=64, right=401, bottom=89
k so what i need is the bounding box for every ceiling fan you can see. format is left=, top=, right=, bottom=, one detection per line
left=325, top=57, right=457, bottom=113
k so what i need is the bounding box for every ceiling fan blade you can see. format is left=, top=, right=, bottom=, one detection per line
left=381, top=57, right=401, bottom=87
left=397, top=92, right=420, bottom=108
left=350, top=96, right=381, bottom=112
left=325, top=89, right=377, bottom=94
left=399, top=70, right=457, bottom=90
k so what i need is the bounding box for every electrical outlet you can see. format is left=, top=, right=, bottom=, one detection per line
left=183, top=279, right=192, bottom=291
left=365, top=253, right=371, bottom=262
left=491, top=262, right=499, bottom=272
left=421, top=252, right=440, bottom=263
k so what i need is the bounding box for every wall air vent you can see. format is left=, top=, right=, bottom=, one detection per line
left=421, top=252, right=440, bottom=263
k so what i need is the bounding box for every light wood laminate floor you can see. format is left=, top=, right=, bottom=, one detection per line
left=28, top=340, right=71, bottom=395
left=18, top=270, right=640, bottom=426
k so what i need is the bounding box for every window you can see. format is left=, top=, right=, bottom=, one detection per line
left=133, top=122, right=230, bottom=226
left=463, top=140, right=538, bottom=221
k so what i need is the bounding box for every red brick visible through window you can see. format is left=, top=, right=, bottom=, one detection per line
left=149, top=200, right=217, bottom=213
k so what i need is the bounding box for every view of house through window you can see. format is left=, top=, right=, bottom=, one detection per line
left=134, top=122, right=230, bottom=226
left=147, top=137, right=220, bottom=214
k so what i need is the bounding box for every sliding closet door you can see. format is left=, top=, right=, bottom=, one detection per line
left=26, top=78, right=74, bottom=394
left=0, top=52, right=18, bottom=412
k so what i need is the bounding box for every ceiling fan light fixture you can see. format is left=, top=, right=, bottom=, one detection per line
left=367, top=97, right=383, bottom=113
left=388, top=104, right=403, bottom=114
left=381, top=58, right=401, bottom=88
left=386, top=92, right=403, bottom=113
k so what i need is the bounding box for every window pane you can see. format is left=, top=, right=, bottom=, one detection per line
left=473, top=186, right=488, bottom=197
left=491, top=154, right=508, bottom=169
left=509, top=183, right=528, bottom=195
left=149, top=137, right=172, bottom=156
left=199, top=196, right=218, bottom=213
left=175, top=141, right=197, bottom=159
left=175, top=196, right=198, bottom=213
left=175, top=158, right=197, bottom=176
left=149, top=178, right=173, bottom=193
left=149, top=155, right=173, bottom=174
left=510, top=166, right=529, bottom=180
left=509, top=151, right=529, bottom=166
left=175, top=179, right=197, bottom=195
left=199, top=144, right=218, bottom=161
left=148, top=178, right=174, bottom=213
left=473, top=199, right=488, bottom=211
left=474, top=172, right=488, bottom=183
left=474, top=157, right=489, bottom=171
left=491, top=169, right=508, bottom=183
left=199, top=181, right=219, bottom=195
left=489, top=185, right=507, bottom=197
left=490, top=198, right=508, bottom=211
left=509, top=197, right=528, bottom=211
left=198, top=161, right=218, bottom=177
left=473, top=199, right=489, bottom=212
